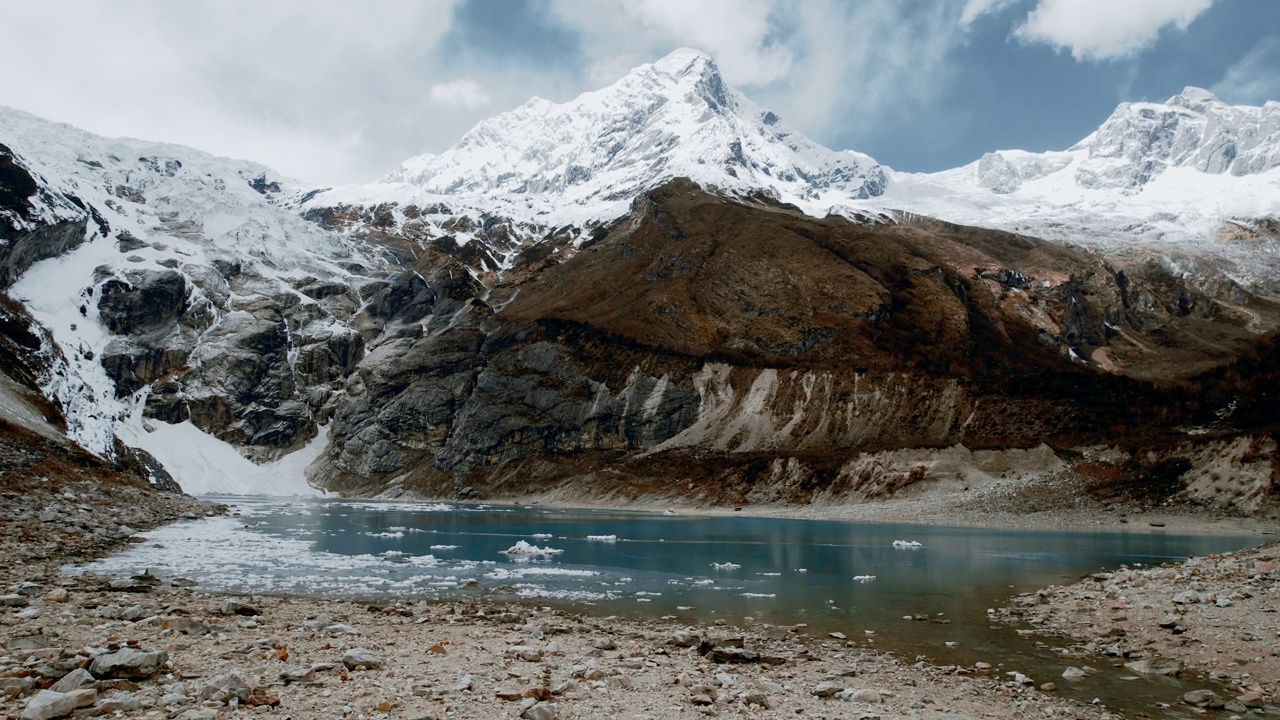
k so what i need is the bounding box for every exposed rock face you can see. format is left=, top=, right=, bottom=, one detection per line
left=308, top=180, right=1280, bottom=507
left=0, top=291, right=178, bottom=493
left=0, top=143, right=94, bottom=290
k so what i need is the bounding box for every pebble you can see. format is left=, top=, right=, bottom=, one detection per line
left=341, top=647, right=384, bottom=670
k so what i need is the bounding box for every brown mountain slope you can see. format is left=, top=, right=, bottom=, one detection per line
left=311, top=179, right=1280, bottom=512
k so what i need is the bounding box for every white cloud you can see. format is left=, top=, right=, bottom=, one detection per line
left=430, top=79, right=493, bottom=108
left=959, top=0, right=1022, bottom=27
left=549, top=0, right=793, bottom=88
left=1012, top=0, right=1217, bottom=61
left=624, top=0, right=793, bottom=87
left=0, top=0, right=463, bottom=184
left=548, top=0, right=969, bottom=159
left=1212, top=37, right=1280, bottom=106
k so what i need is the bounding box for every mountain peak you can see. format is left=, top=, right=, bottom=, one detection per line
left=364, top=49, right=886, bottom=225
left=1168, top=86, right=1220, bottom=110
left=650, top=47, right=718, bottom=78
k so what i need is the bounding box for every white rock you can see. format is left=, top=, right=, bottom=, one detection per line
left=21, top=690, right=78, bottom=720
left=814, top=681, right=843, bottom=698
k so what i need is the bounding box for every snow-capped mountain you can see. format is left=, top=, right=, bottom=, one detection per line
left=4, top=49, right=1280, bottom=501
left=885, top=88, right=1280, bottom=261
left=0, top=106, right=382, bottom=469
left=309, top=54, right=1279, bottom=287
left=310, top=48, right=887, bottom=234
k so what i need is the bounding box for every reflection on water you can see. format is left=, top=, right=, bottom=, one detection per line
left=78, top=498, right=1263, bottom=718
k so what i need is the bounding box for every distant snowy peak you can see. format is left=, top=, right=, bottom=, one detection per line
left=885, top=88, right=1280, bottom=276
left=0, top=105, right=353, bottom=266
left=973, top=87, right=1280, bottom=195
left=1083, top=87, right=1280, bottom=180
left=369, top=48, right=885, bottom=222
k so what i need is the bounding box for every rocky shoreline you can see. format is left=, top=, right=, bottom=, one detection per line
left=997, top=542, right=1279, bottom=716
left=0, top=484, right=1121, bottom=720
left=1, top=576, right=1120, bottom=720
left=2, top=480, right=1275, bottom=720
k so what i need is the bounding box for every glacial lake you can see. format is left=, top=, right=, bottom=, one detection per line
left=78, top=498, right=1265, bottom=716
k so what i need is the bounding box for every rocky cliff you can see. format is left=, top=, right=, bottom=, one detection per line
left=308, top=180, right=1280, bottom=513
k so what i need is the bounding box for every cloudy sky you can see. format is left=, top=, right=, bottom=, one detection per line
left=3, top=0, right=1276, bottom=185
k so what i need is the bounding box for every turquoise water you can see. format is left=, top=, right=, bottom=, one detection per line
left=80, top=498, right=1266, bottom=717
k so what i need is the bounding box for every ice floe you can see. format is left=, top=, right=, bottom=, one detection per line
left=892, top=540, right=922, bottom=549
left=710, top=562, right=742, bottom=570
left=500, top=541, right=564, bottom=556
left=853, top=575, right=877, bottom=582
left=586, top=535, right=618, bottom=542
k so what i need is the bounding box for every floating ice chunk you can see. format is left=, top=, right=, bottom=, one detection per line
left=531, top=533, right=553, bottom=539
left=796, top=568, right=808, bottom=573
left=382, top=550, right=405, bottom=557
left=710, top=562, right=742, bottom=570
left=692, top=579, right=714, bottom=586
left=429, top=545, right=458, bottom=550
left=740, top=592, right=776, bottom=598
left=367, top=531, right=404, bottom=538
left=500, top=541, right=564, bottom=556
left=853, top=575, right=876, bottom=582
left=758, top=572, right=781, bottom=577
left=586, top=535, right=618, bottom=542
left=663, top=510, right=675, bottom=516
left=892, top=540, right=922, bottom=549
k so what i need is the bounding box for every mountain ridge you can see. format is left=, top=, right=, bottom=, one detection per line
left=310, top=48, right=887, bottom=232
left=2, top=50, right=1279, bottom=513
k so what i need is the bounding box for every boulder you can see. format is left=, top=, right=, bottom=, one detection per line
left=200, top=674, right=251, bottom=704
left=521, top=701, right=557, bottom=720
left=814, top=681, right=843, bottom=698
left=1124, top=657, right=1182, bottom=676
left=89, top=648, right=168, bottom=679
left=1183, top=689, right=1222, bottom=708
left=342, top=647, right=384, bottom=670
left=1061, top=667, right=1086, bottom=681
left=20, top=690, right=77, bottom=720
left=1, top=677, right=38, bottom=700
left=847, top=689, right=883, bottom=703
left=218, top=599, right=261, bottom=616
left=6, top=633, right=51, bottom=652
left=670, top=629, right=700, bottom=647
left=48, top=668, right=96, bottom=693
left=96, top=691, right=142, bottom=713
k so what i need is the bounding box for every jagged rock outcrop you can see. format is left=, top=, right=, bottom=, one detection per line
left=306, top=180, right=1280, bottom=507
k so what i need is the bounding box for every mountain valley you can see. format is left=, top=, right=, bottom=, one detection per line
left=0, top=49, right=1277, bottom=520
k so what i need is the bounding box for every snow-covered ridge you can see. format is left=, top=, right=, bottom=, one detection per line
left=310, top=48, right=887, bottom=230
left=883, top=88, right=1280, bottom=262
left=0, top=105, right=380, bottom=492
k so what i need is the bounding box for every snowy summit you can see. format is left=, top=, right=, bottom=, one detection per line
left=314, top=48, right=887, bottom=226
